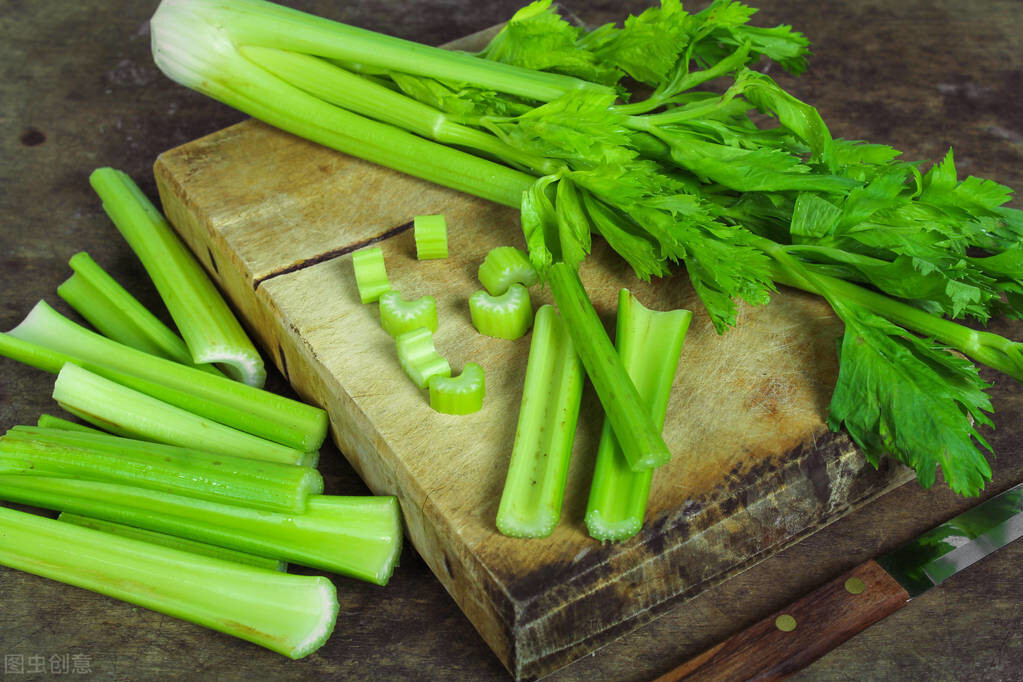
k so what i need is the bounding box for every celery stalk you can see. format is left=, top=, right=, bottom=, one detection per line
left=477, top=246, right=538, bottom=296
left=428, top=363, right=485, bottom=415
left=585, top=290, right=691, bottom=542
left=352, top=246, right=392, bottom=304
left=37, top=413, right=103, bottom=434
left=395, top=328, right=451, bottom=389
left=2, top=301, right=327, bottom=452
left=414, top=215, right=448, bottom=260
left=89, top=167, right=265, bottom=387
left=378, top=292, right=438, bottom=337
left=58, top=513, right=287, bottom=572
left=52, top=363, right=312, bottom=467
left=496, top=305, right=583, bottom=538
left=468, top=284, right=533, bottom=340
left=0, top=476, right=403, bottom=586
left=1, top=425, right=322, bottom=513
left=0, top=505, right=336, bottom=659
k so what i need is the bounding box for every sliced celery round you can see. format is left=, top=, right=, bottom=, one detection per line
left=378, top=291, right=438, bottom=337
left=352, top=246, right=391, bottom=303
left=469, top=284, right=533, bottom=340
left=413, top=214, right=448, bottom=260
left=477, top=246, right=538, bottom=296
left=428, top=362, right=485, bottom=415
left=395, top=328, right=450, bottom=389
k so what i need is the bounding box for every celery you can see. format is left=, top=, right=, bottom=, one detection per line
left=58, top=513, right=287, bottom=572
left=0, top=425, right=322, bottom=513
left=2, top=301, right=327, bottom=452
left=428, top=363, right=485, bottom=415
left=585, top=290, right=691, bottom=542
left=52, top=363, right=312, bottom=467
left=496, top=305, right=583, bottom=538
left=378, top=291, right=438, bottom=337
left=395, top=328, right=450, bottom=389
left=352, top=246, right=391, bottom=303
left=57, top=252, right=221, bottom=375
left=0, top=476, right=403, bottom=585
left=36, top=413, right=103, bottom=434
left=0, top=505, right=336, bottom=659
left=468, top=284, right=533, bottom=340
left=413, top=215, right=448, bottom=260
left=89, top=168, right=265, bottom=387
left=477, top=246, right=538, bottom=296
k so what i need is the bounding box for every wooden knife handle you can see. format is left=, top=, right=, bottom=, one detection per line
left=657, top=560, right=911, bottom=682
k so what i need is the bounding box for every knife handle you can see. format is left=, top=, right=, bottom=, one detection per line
left=657, top=560, right=910, bottom=682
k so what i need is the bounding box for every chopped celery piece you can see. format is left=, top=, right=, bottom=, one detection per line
left=428, top=362, right=485, bottom=415
left=0, top=425, right=322, bottom=513
left=352, top=246, right=391, bottom=303
left=89, top=168, right=265, bottom=387
left=378, top=291, right=437, bottom=337
left=496, top=305, right=583, bottom=538
left=2, top=301, right=327, bottom=452
left=58, top=252, right=221, bottom=376
left=468, top=284, right=533, bottom=340
left=0, top=505, right=336, bottom=659
left=413, top=214, right=448, bottom=260
left=585, top=290, right=691, bottom=542
left=477, top=246, right=538, bottom=296
left=52, top=363, right=311, bottom=467
left=37, top=413, right=103, bottom=434
left=58, top=513, right=287, bottom=572
left=395, top=327, right=450, bottom=389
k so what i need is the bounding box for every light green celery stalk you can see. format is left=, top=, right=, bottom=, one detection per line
left=0, top=476, right=403, bottom=586
left=585, top=290, right=691, bottom=542
left=496, top=305, right=583, bottom=538
left=58, top=512, right=287, bottom=572
left=57, top=252, right=222, bottom=375
left=89, top=167, right=265, bottom=387
left=0, top=505, right=335, bottom=659
left=0, top=425, right=322, bottom=513
left=37, top=413, right=103, bottom=434
left=52, top=363, right=314, bottom=467
left=1, top=300, right=327, bottom=452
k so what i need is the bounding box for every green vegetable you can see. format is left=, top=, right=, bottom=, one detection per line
left=496, top=305, right=583, bottom=537
left=414, top=214, right=448, bottom=260
left=0, top=476, right=403, bottom=585
left=477, top=246, right=538, bottom=296
left=52, top=363, right=313, bottom=467
left=395, top=327, right=451, bottom=389
left=0, top=425, right=322, bottom=513
left=428, top=362, right=485, bottom=415
left=0, top=504, right=336, bottom=659
left=352, top=246, right=392, bottom=303
left=585, top=290, right=691, bottom=542
left=468, top=284, right=533, bottom=339
left=90, top=168, right=265, bottom=387
left=36, top=413, right=103, bottom=434
left=378, top=291, right=438, bottom=337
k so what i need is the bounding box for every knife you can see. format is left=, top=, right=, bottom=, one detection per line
left=657, top=481, right=1023, bottom=681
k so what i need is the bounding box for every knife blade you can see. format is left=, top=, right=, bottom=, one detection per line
left=657, top=481, right=1023, bottom=682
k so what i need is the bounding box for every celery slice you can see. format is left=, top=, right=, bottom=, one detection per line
left=428, top=362, right=485, bottom=415
left=352, top=246, right=391, bottom=303
left=496, top=305, right=584, bottom=538
left=468, top=284, right=533, bottom=340
left=395, top=328, right=451, bottom=389
left=477, top=246, right=539, bottom=296
left=52, top=363, right=311, bottom=467
left=0, top=505, right=336, bottom=659
left=378, top=291, right=438, bottom=337
left=0, top=425, right=322, bottom=513
left=2, top=301, right=327, bottom=452
left=58, top=513, right=287, bottom=572
left=89, top=168, right=265, bottom=387
left=0, top=476, right=403, bottom=585
left=36, top=413, right=103, bottom=434
left=413, top=214, right=448, bottom=260
left=57, top=252, right=221, bottom=375
left=585, top=290, right=692, bottom=542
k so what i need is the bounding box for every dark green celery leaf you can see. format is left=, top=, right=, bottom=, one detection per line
left=693, top=1, right=810, bottom=75
left=790, top=192, right=842, bottom=240
left=743, top=71, right=835, bottom=165
left=388, top=73, right=530, bottom=124
left=594, top=0, right=695, bottom=87
left=582, top=194, right=668, bottom=281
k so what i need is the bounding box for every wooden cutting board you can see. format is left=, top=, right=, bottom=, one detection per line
left=153, top=118, right=912, bottom=679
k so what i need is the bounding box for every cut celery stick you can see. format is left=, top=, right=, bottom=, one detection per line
left=0, top=505, right=336, bottom=659
left=0, top=425, right=322, bottom=513
left=52, top=363, right=310, bottom=467
left=413, top=214, right=448, bottom=260
left=2, top=301, right=327, bottom=452
left=58, top=512, right=287, bottom=572
left=477, top=246, right=538, bottom=296
left=352, top=246, right=391, bottom=303
left=496, top=305, right=584, bottom=538
left=395, top=327, right=450, bottom=389
left=37, top=413, right=103, bottom=434
left=58, top=252, right=222, bottom=376
left=468, top=284, right=533, bottom=340
left=0, top=476, right=403, bottom=585
left=585, top=290, right=692, bottom=542
left=428, top=362, right=485, bottom=415
left=378, top=291, right=437, bottom=337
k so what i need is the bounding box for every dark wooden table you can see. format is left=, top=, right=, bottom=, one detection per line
left=2, top=1, right=1021, bottom=680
